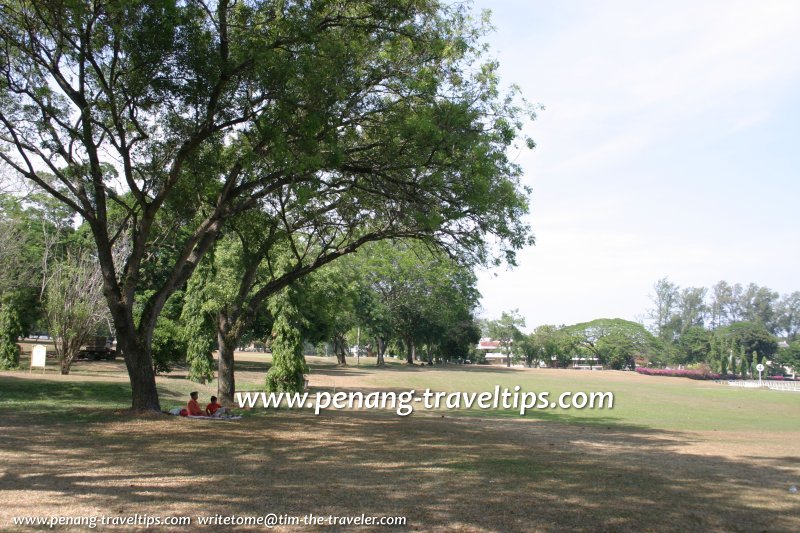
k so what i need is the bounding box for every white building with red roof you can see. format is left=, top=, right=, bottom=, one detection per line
left=476, top=338, right=510, bottom=365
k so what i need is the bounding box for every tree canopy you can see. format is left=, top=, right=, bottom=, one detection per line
left=0, top=0, right=535, bottom=410
left=564, top=318, right=664, bottom=370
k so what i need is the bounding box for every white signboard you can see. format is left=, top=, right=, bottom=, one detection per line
left=30, top=344, right=47, bottom=371
left=756, top=363, right=765, bottom=372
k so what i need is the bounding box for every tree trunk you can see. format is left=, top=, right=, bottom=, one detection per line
left=333, top=334, right=347, bottom=365
left=117, top=334, right=161, bottom=412
left=405, top=337, right=415, bottom=365
left=218, top=331, right=237, bottom=404
left=57, top=338, right=71, bottom=375
left=107, top=301, right=161, bottom=412
left=375, top=337, right=385, bottom=367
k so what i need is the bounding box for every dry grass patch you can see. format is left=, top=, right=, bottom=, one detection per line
left=1, top=359, right=799, bottom=531
left=2, top=408, right=799, bottom=531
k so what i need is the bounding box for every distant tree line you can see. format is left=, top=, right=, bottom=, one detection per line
left=483, top=278, right=800, bottom=376
left=644, top=277, right=799, bottom=376
left=479, top=315, right=662, bottom=371
left=647, top=277, right=799, bottom=342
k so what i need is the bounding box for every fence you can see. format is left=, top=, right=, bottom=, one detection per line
left=722, top=380, right=800, bottom=392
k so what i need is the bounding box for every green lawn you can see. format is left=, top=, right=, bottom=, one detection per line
left=7, top=356, right=799, bottom=433
left=296, top=359, right=800, bottom=432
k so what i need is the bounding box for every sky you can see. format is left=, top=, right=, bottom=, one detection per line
left=470, top=0, right=800, bottom=331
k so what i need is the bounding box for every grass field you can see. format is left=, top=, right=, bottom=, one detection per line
left=1, top=354, right=799, bottom=531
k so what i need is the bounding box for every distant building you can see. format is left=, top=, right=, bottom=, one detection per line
left=476, top=338, right=510, bottom=365
left=569, top=355, right=602, bottom=370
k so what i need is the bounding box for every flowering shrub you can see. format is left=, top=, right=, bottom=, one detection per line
left=765, top=375, right=796, bottom=381
left=636, top=367, right=796, bottom=381
left=635, top=367, right=722, bottom=380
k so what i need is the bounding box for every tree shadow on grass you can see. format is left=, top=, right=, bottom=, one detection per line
left=309, top=366, right=377, bottom=377
left=0, top=375, right=130, bottom=409
left=301, top=384, right=642, bottom=431
left=1, top=380, right=799, bottom=531
left=307, top=362, right=526, bottom=378
left=0, top=377, right=800, bottom=531
left=230, top=359, right=273, bottom=373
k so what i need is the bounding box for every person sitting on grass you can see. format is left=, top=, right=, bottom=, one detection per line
left=205, top=395, right=229, bottom=417
left=187, top=391, right=205, bottom=416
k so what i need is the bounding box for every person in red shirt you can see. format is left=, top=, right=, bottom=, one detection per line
left=206, top=396, right=222, bottom=416
left=206, top=395, right=231, bottom=417
left=187, top=391, right=204, bottom=416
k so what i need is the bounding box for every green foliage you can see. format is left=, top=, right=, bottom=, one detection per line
left=440, top=319, right=482, bottom=362
left=331, top=240, right=481, bottom=364
left=776, top=292, right=800, bottom=341
left=739, top=348, right=748, bottom=378
left=1, top=0, right=535, bottom=409
left=676, top=326, right=713, bottom=366
left=295, top=261, right=360, bottom=355
left=180, top=265, right=217, bottom=384
left=0, top=193, right=72, bottom=297
left=265, top=290, right=309, bottom=394
left=650, top=278, right=800, bottom=339
left=151, top=315, right=187, bottom=375
left=564, top=318, right=665, bottom=369
left=489, top=310, right=526, bottom=344
left=42, top=247, right=109, bottom=374
left=0, top=194, right=59, bottom=341
left=183, top=315, right=216, bottom=384
left=647, top=277, right=680, bottom=343
left=775, top=341, right=800, bottom=375
left=487, top=310, right=525, bottom=365
left=595, top=331, right=638, bottom=370
left=143, top=292, right=187, bottom=375
left=718, top=322, right=778, bottom=363
left=0, top=295, right=23, bottom=369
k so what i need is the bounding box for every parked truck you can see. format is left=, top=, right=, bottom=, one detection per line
left=77, top=336, right=117, bottom=360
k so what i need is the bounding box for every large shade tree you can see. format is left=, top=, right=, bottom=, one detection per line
left=717, top=321, right=778, bottom=365
left=565, top=318, right=665, bottom=370
left=0, top=1, right=534, bottom=411
left=350, top=239, right=481, bottom=366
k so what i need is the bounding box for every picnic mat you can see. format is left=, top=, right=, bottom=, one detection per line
left=187, top=415, right=242, bottom=421
left=167, top=407, right=242, bottom=420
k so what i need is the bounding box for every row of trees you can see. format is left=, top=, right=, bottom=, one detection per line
left=482, top=315, right=663, bottom=371
left=647, top=277, right=800, bottom=341
left=0, top=194, right=488, bottom=396
left=645, top=278, right=799, bottom=374
left=482, top=312, right=799, bottom=377
left=480, top=277, right=800, bottom=377
left=179, top=237, right=484, bottom=398
left=0, top=0, right=535, bottom=411
left=307, top=240, right=482, bottom=367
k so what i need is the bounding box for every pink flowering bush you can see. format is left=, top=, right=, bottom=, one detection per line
left=766, top=375, right=795, bottom=381
left=636, top=367, right=795, bottom=381
left=635, top=367, right=722, bottom=380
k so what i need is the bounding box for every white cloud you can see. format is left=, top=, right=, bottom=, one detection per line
left=474, top=0, right=800, bottom=327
